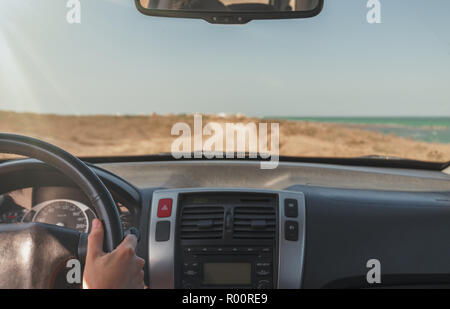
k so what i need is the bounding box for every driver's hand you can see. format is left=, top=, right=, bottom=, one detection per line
left=82, top=219, right=145, bottom=289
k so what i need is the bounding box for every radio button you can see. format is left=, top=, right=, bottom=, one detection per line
left=257, top=280, right=271, bottom=289
left=256, top=269, right=271, bottom=276
left=184, top=248, right=201, bottom=258
left=183, top=262, right=199, bottom=270
left=284, top=199, right=298, bottom=218
left=183, top=270, right=198, bottom=276
left=285, top=221, right=299, bottom=241
left=155, top=221, right=170, bottom=242
left=182, top=280, right=194, bottom=289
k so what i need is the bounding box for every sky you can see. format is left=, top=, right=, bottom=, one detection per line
left=0, top=0, right=449, bottom=117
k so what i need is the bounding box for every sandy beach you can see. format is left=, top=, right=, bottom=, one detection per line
left=1, top=111, right=449, bottom=162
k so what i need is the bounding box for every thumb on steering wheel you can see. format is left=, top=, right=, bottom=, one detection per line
left=87, top=219, right=105, bottom=259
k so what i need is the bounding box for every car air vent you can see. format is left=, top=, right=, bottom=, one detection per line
left=180, top=206, right=225, bottom=239
left=233, top=206, right=276, bottom=239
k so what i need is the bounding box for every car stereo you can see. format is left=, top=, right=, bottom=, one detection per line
left=179, top=246, right=275, bottom=289
left=174, top=192, right=278, bottom=289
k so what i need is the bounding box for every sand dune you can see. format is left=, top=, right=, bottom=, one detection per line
left=0, top=111, right=449, bottom=162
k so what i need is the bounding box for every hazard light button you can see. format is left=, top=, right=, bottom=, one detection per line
left=157, top=198, right=173, bottom=218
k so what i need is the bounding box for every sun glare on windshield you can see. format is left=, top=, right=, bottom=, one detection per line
left=0, top=0, right=449, bottom=163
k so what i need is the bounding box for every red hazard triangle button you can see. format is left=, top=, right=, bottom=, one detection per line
left=157, top=198, right=173, bottom=218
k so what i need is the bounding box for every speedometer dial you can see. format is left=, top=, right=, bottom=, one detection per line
left=32, top=200, right=96, bottom=233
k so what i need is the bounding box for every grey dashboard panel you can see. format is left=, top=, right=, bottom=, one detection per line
left=148, top=188, right=305, bottom=289
left=98, top=161, right=450, bottom=192
left=291, top=185, right=450, bottom=288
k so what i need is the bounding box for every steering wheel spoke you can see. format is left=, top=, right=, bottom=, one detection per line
left=0, top=223, right=82, bottom=288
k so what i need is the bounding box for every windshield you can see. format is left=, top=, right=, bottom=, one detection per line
left=1, top=0, right=449, bottom=162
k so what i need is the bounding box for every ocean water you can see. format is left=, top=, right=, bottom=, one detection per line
left=270, top=117, right=450, bottom=143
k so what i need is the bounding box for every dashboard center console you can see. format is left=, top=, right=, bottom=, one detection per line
left=148, top=189, right=305, bottom=289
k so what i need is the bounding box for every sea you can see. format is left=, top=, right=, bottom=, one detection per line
left=269, top=117, right=450, bottom=144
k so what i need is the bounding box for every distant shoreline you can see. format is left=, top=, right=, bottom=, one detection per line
left=1, top=111, right=449, bottom=162
left=267, top=116, right=450, bottom=128
left=267, top=117, right=450, bottom=144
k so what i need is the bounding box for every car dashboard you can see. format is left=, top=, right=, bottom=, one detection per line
left=1, top=158, right=450, bottom=289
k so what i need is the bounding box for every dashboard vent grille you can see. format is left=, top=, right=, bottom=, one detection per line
left=233, top=206, right=276, bottom=239
left=180, top=206, right=225, bottom=239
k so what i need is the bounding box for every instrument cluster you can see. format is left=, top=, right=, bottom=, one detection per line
left=0, top=187, right=135, bottom=233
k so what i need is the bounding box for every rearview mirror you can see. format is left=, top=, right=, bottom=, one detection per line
left=135, top=0, right=323, bottom=24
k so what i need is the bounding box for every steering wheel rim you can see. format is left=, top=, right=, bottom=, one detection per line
left=0, top=133, right=123, bottom=252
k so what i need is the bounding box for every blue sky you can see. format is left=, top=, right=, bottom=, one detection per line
left=0, top=0, right=449, bottom=117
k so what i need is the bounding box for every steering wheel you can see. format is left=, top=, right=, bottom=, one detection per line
left=0, top=133, right=123, bottom=288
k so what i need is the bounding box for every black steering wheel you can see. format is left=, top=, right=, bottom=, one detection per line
left=0, top=133, right=123, bottom=288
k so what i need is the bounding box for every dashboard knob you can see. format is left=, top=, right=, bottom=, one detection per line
left=257, top=280, right=271, bottom=289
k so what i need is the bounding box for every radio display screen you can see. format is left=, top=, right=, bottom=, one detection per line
left=203, top=263, right=252, bottom=285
